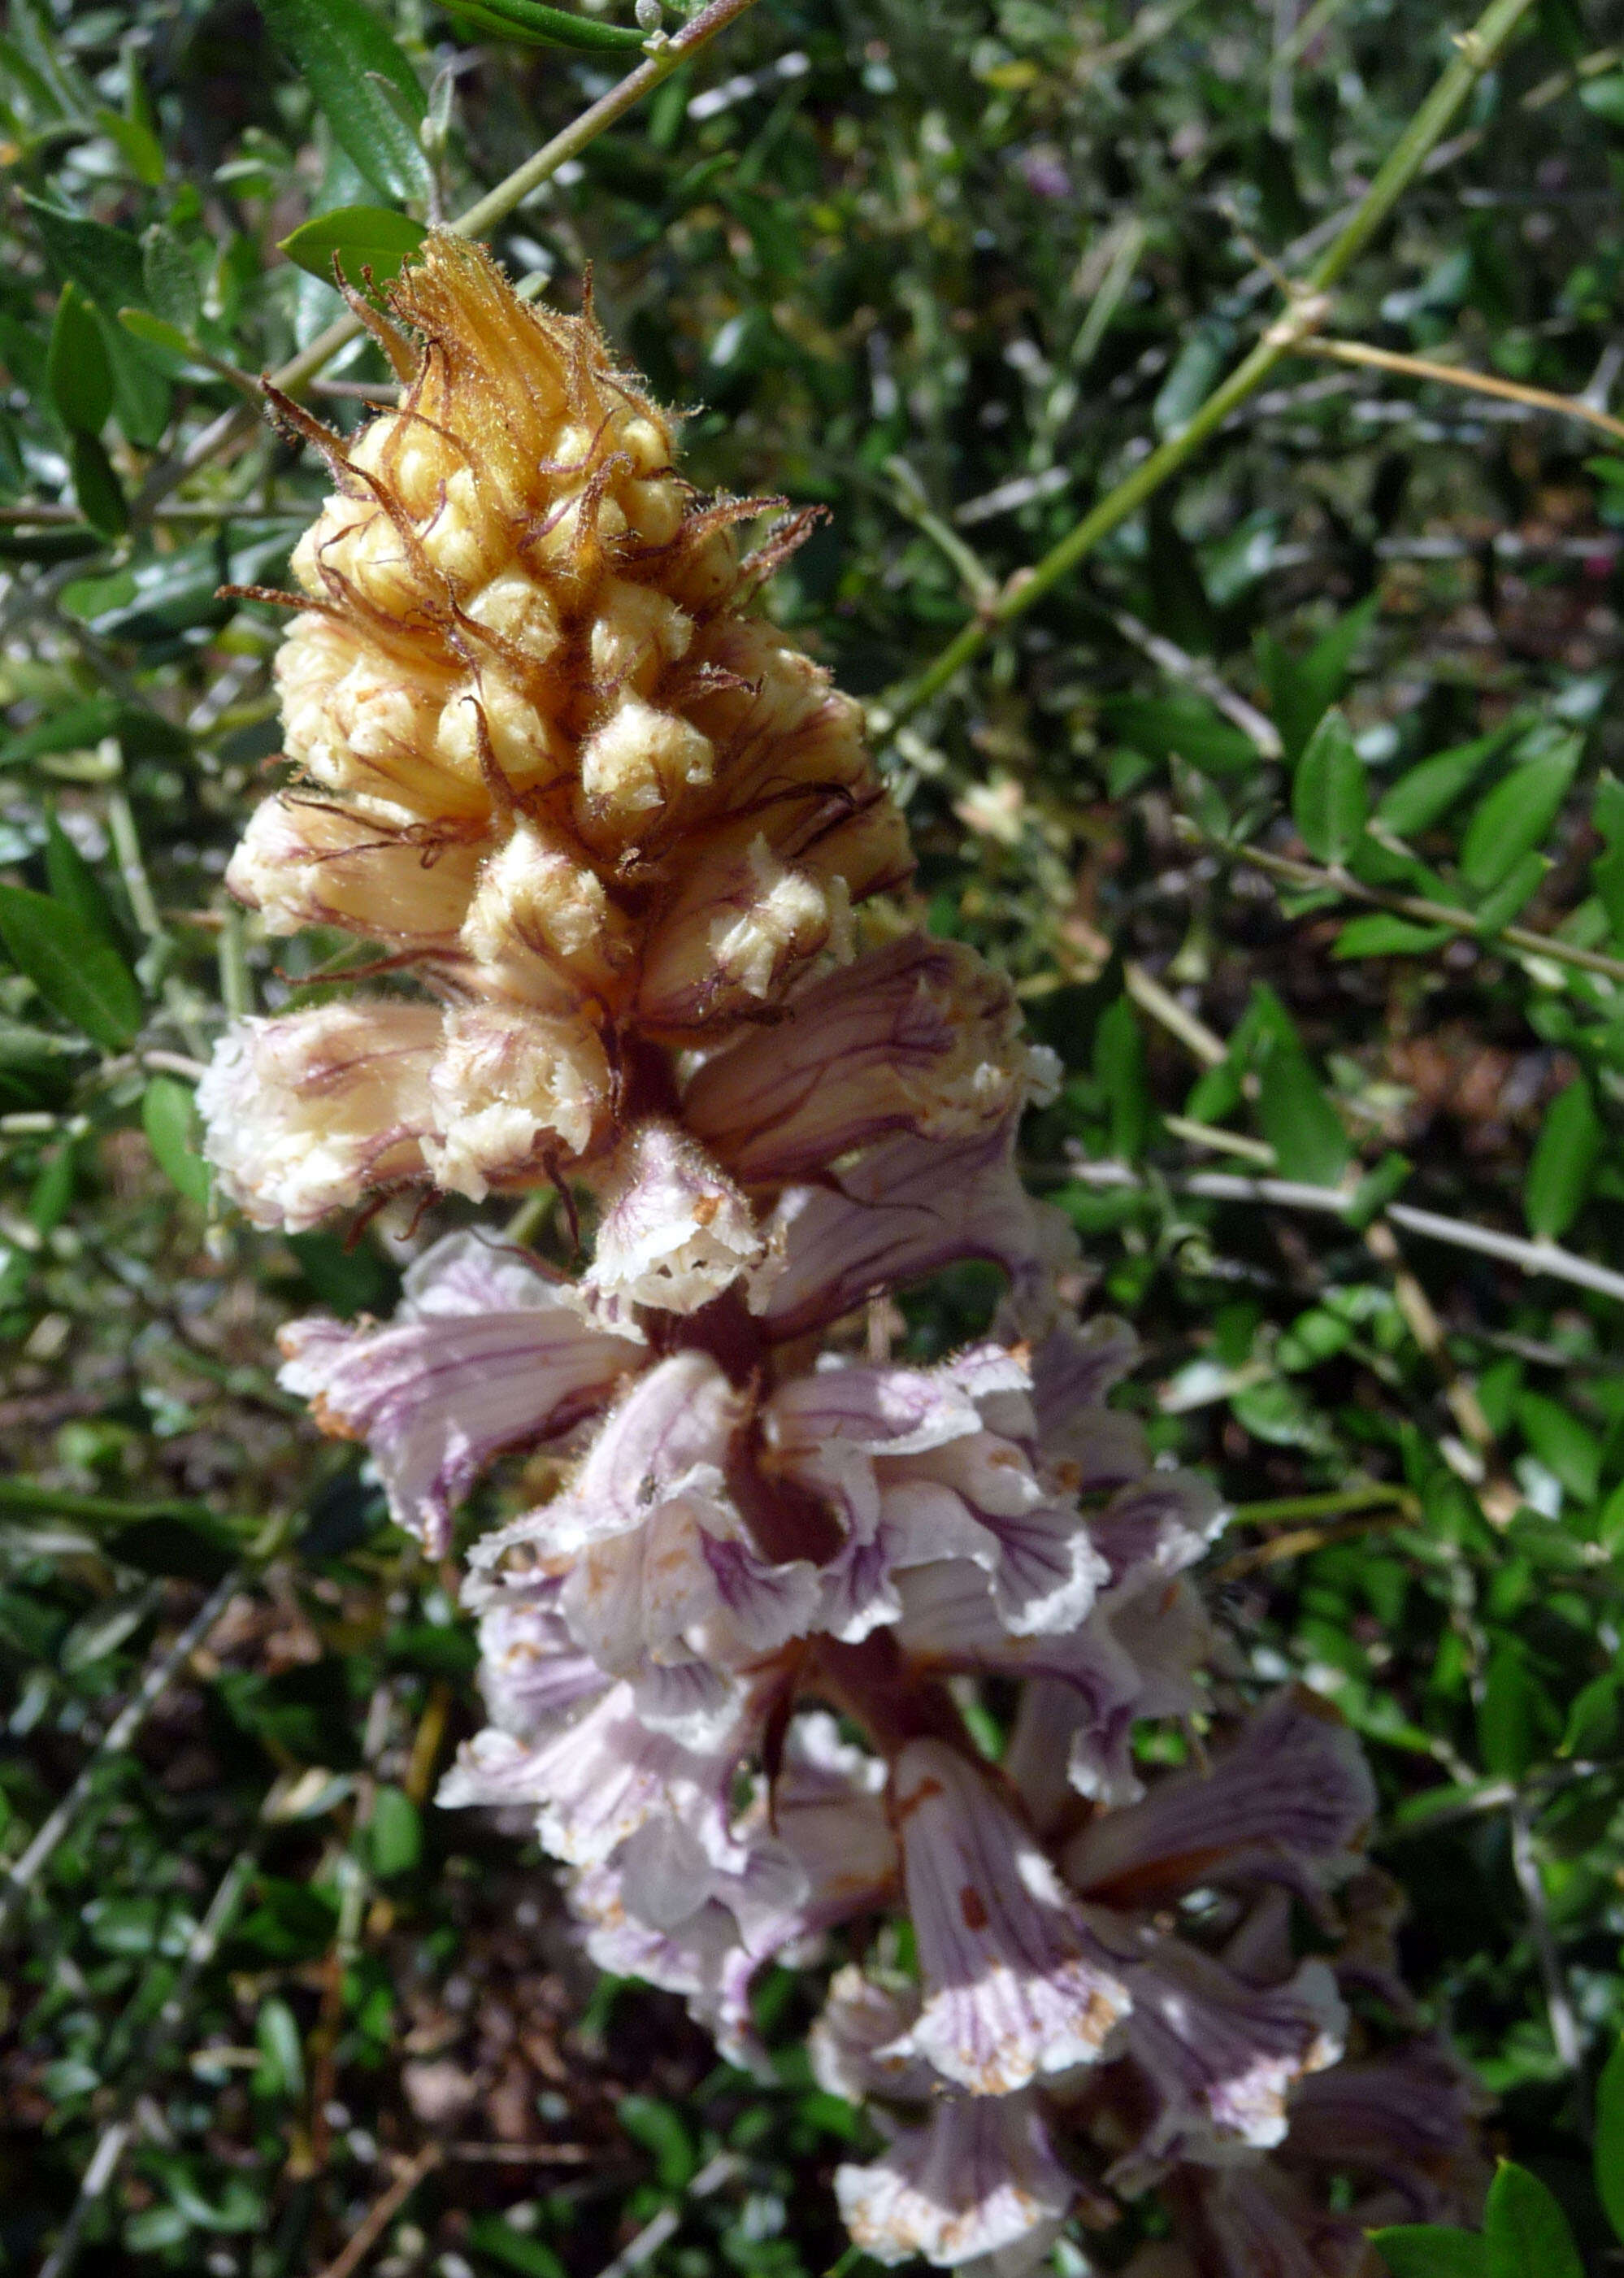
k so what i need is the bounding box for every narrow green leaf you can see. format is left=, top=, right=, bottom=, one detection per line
left=1596, top=2037, right=1624, bottom=2243
left=142, top=1076, right=211, bottom=1207
left=1256, top=1043, right=1350, bottom=1187
left=1478, top=1645, right=1550, bottom=1781
left=1524, top=1076, right=1601, bottom=1240
left=1292, top=706, right=1368, bottom=863
left=67, top=429, right=128, bottom=538
left=279, top=205, right=428, bottom=289
left=1483, top=2160, right=1583, bottom=2278
left=1560, top=1672, right=1624, bottom=1759
left=1094, top=996, right=1152, bottom=1163
left=44, top=811, right=118, bottom=946
left=439, top=0, right=649, bottom=50
left=1459, top=738, right=1579, bottom=893
left=117, top=307, right=202, bottom=365
left=1260, top=595, right=1377, bottom=763
left=1101, top=693, right=1258, bottom=777
left=1375, top=724, right=1514, bottom=837
left=94, top=103, right=164, bottom=185
left=0, top=883, right=141, bottom=1050
left=46, top=281, right=112, bottom=434
left=466, top=2217, right=567, bottom=2278
left=1333, top=915, right=1451, bottom=959
left=1472, top=850, right=1548, bottom=934
left=259, top=0, right=431, bottom=204
left=1370, top=2225, right=1487, bottom=2278
left=254, top=1997, right=306, bottom=2100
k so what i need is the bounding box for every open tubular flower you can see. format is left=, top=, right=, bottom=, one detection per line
left=204, top=237, right=1482, bottom=2273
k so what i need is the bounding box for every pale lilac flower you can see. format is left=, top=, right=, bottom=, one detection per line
left=1181, top=2164, right=1370, bottom=2278
left=436, top=1676, right=753, bottom=1869
left=889, top=1739, right=1131, bottom=2095
left=468, top=1352, right=822, bottom=1728
left=1283, top=2038, right=1490, bottom=2224
left=834, top=2092, right=1076, bottom=2272
left=584, top=1119, right=765, bottom=1319
left=276, top=1231, right=640, bottom=1554
left=1108, top=1938, right=1345, bottom=2184
left=1063, top=1686, right=1377, bottom=1911
left=751, top=1123, right=1047, bottom=1340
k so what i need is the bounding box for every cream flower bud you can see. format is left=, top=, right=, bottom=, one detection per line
left=576, top=694, right=715, bottom=849
left=423, top=1002, right=613, bottom=1199
left=197, top=1000, right=440, bottom=1230
left=684, top=934, right=1030, bottom=1183
left=459, top=819, right=636, bottom=1008
left=584, top=1120, right=764, bottom=1317
left=227, top=793, right=485, bottom=946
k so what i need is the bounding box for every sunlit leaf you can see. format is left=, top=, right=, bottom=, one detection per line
left=1459, top=738, right=1579, bottom=893
left=279, top=205, right=428, bottom=289
left=143, top=1076, right=211, bottom=1207
left=259, top=0, right=431, bottom=204
left=439, top=0, right=649, bottom=49
left=46, top=281, right=111, bottom=434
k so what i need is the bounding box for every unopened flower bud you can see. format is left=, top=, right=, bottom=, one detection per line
left=459, top=818, right=636, bottom=1009
left=198, top=999, right=440, bottom=1230
left=423, top=1002, right=613, bottom=1200
left=228, top=793, right=484, bottom=948
left=684, top=933, right=1036, bottom=1183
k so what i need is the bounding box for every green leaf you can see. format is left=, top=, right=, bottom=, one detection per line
left=1101, top=693, right=1259, bottom=777
left=143, top=1077, right=211, bottom=1208
left=1370, top=2225, right=1487, bottom=2278
left=1094, top=996, right=1152, bottom=1163
left=1153, top=320, right=1233, bottom=437
left=117, top=307, right=203, bottom=366
left=1257, top=1043, right=1350, bottom=1187
left=43, top=810, right=118, bottom=946
left=1333, top=915, right=1451, bottom=959
left=0, top=884, right=141, bottom=1050
left=1260, top=595, right=1378, bottom=763
left=253, top=1997, right=306, bottom=2100
left=366, top=1784, right=422, bottom=1878
left=1578, top=72, right=1624, bottom=126
left=0, top=697, right=187, bottom=770
left=1483, top=2160, right=1583, bottom=2278
left=1560, top=1672, right=1624, bottom=1758
left=1472, top=850, right=1548, bottom=934
left=47, top=281, right=112, bottom=434
left=438, top=0, right=649, bottom=49
left=259, top=0, right=431, bottom=204
left=1459, top=738, right=1579, bottom=893
left=286, top=1228, right=395, bottom=1315
left=1514, top=1389, right=1600, bottom=1502
left=1596, top=2037, right=1624, bottom=2243
left=67, top=429, right=128, bottom=539
left=23, top=195, right=147, bottom=316
left=465, top=2218, right=567, bottom=2278
left=141, top=223, right=202, bottom=333
left=1478, top=1643, right=1551, bottom=1781
left=1292, top=706, right=1368, bottom=863
left=1524, top=1076, right=1601, bottom=1239
left=94, top=103, right=163, bottom=185
left=278, top=205, right=428, bottom=289
left=1375, top=724, right=1515, bottom=837
left=618, top=2093, right=697, bottom=2190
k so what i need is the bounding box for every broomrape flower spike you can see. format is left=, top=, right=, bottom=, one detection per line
left=202, top=237, right=1483, bottom=2270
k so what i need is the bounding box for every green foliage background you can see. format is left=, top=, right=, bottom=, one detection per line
left=2, top=0, right=1624, bottom=2270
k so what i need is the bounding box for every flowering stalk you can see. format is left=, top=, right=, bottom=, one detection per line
left=201, top=236, right=1483, bottom=2272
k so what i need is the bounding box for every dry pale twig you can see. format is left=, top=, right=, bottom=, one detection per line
left=314, top=2142, right=444, bottom=2278
left=1302, top=336, right=1624, bottom=445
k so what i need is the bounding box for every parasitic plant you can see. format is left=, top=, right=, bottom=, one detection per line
left=201, top=237, right=1483, bottom=2275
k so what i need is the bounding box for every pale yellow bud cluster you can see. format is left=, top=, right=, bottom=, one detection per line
left=214, top=235, right=910, bottom=1220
